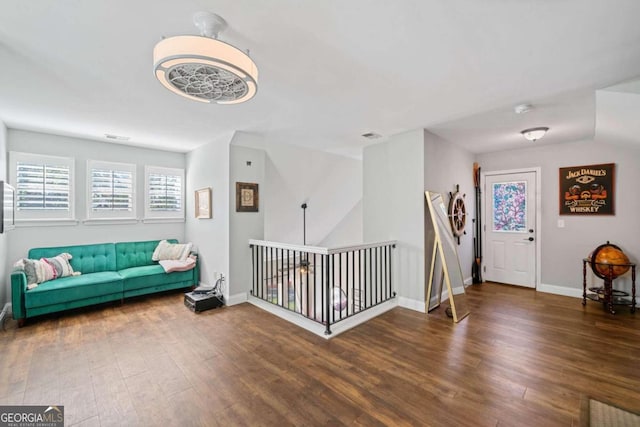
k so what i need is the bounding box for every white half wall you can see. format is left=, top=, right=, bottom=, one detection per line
left=185, top=133, right=231, bottom=299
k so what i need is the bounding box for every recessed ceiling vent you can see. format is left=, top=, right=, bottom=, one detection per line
left=105, top=134, right=131, bottom=141
left=361, top=132, right=382, bottom=140
left=514, top=104, right=533, bottom=114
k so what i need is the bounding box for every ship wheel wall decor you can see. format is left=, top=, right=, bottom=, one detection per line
left=448, top=184, right=467, bottom=245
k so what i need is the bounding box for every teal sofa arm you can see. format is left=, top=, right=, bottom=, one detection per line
left=11, top=271, right=27, bottom=324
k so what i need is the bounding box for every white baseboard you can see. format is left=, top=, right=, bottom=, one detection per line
left=398, top=297, right=426, bottom=313
left=537, top=283, right=583, bottom=298
left=538, top=283, right=639, bottom=305
left=464, top=277, right=473, bottom=285
left=227, top=292, right=248, bottom=306
left=248, top=296, right=398, bottom=339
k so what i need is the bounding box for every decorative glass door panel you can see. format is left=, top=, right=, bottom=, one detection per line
left=492, top=181, right=527, bottom=232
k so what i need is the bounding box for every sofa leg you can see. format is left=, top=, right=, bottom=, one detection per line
left=17, top=318, right=25, bottom=328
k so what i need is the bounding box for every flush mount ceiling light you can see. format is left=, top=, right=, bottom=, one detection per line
left=521, top=127, right=549, bottom=142
left=153, top=12, right=258, bottom=105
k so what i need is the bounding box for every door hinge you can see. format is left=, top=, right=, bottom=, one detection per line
left=483, top=266, right=486, bottom=273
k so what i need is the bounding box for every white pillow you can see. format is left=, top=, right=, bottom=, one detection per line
left=152, top=240, right=193, bottom=262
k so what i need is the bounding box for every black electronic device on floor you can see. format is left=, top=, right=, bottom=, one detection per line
left=184, top=291, right=224, bottom=313
left=185, top=277, right=225, bottom=313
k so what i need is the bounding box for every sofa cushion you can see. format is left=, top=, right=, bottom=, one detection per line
left=119, top=265, right=194, bottom=291
left=115, top=239, right=178, bottom=270
left=29, top=243, right=116, bottom=274
left=25, top=271, right=123, bottom=309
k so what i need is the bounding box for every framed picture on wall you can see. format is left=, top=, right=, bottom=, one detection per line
left=236, top=182, right=259, bottom=212
left=559, top=163, right=615, bottom=215
left=195, top=187, right=212, bottom=219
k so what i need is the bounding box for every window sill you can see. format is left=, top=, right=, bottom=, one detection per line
left=16, top=219, right=80, bottom=227
left=142, top=217, right=185, bottom=224
left=82, top=218, right=139, bottom=226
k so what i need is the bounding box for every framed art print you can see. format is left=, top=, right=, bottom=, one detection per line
left=559, top=163, right=615, bottom=215
left=195, top=187, right=212, bottom=219
left=236, top=182, right=259, bottom=212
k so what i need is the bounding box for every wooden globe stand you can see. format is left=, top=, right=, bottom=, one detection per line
left=582, top=259, right=636, bottom=314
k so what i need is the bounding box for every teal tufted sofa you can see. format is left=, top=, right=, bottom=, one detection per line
left=11, top=239, right=198, bottom=326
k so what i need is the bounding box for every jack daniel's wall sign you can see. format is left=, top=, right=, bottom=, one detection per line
left=559, top=163, right=615, bottom=215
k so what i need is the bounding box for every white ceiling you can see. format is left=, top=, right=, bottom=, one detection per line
left=1, top=1, right=639, bottom=157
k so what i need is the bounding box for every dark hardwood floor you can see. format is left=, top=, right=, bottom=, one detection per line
left=1, top=282, right=639, bottom=426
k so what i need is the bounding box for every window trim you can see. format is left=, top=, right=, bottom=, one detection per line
left=144, top=165, right=185, bottom=220
left=86, top=160, right=137, bottom=221
left=9, top=151, right=75, bottom=222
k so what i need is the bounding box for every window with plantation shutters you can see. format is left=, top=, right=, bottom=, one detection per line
left=144, top=166, right=184, bottom=220
left=87, top=160, right=136, bottom=220
left=10, top=152, right=75, bottom=221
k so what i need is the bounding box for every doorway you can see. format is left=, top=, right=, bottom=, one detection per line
left=482, top=168, right=541, bottom=288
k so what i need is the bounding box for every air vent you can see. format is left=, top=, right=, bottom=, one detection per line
left=361, top=132, right=382, bottom=140
left=104, top=134, right=131, bottom=141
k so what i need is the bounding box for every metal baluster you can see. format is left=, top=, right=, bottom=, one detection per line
left=313, top=253, right=317, bottom=320
left=250, top=245, right=254, bottom=296
left=325, top=254, right=331, bottom=335
left=321, top=254, right=324, bottom=323
left=387, top=245, right=391, bottom=298
left=279, top=248, right=284, bottom=308
left=359, top=249, right=363, bottom=310
left=304, top=252, right=311, bottom=317
left=293, top=250, right=298, bottom=312
left=369, top=248, right=372, bottom=308
left=382, top=245, right=386, bottom=301
left=391, top=244, right=395, bottom=296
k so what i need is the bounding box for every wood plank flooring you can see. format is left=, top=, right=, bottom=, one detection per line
left=1, top=282, right=639, bottom=426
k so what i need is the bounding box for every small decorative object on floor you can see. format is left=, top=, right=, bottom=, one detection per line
left=588, top=242, right=630, bottom=279
left=583, top=241, right=635, bottom=314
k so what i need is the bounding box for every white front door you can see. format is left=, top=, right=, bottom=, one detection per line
left=483, top=170, right=538, bottom=288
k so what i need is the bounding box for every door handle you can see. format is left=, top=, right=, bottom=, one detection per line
left=523, top=237, right=534, bottom=241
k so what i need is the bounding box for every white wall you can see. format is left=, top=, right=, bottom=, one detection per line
left=477, top=137, right=640, bottom=295
left=6, top=130, right=186, bottom=291
left=319, top=200, right=362, bottom=247
left=185, top=133, right=231, bottom=299
left=0, top=122, right=7, bottom=306
left=229, top=142, right=265, bottom=303
left=263, top=143, right=362, bottom=246
left=363, top=129, right=425, bottom=308
left=423, top=130, right=476, bottom=285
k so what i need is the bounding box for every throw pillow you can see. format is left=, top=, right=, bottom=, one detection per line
left=43, top=253, right=74, bottom=279
left=14, top=253, right=75, bottom=288
left=152, top=240, right=193, bottom=262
